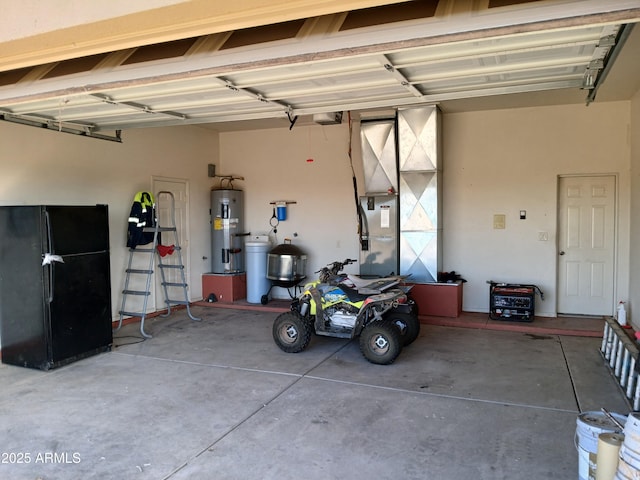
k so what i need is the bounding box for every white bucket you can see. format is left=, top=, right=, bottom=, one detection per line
left=619, top=444, right=640, bottom=471
left=616, top=456, right=639, bottom=480
left=617, top=413, right=640, bottom=479
left=576, top=411, right=626, bottom=480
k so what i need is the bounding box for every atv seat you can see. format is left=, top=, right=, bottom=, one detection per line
left=345, top=275, right=400, bottom=293
left=338, top=283, right=369, bottom=303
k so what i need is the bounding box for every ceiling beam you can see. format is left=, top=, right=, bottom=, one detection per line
left=89, top=93, right=188, bottom=120
left=0, top=0, right=411, bottom=72
left=0, top=111, right=121, bottom=142
left=2, top=2, right=638, bottom=109
left=218, top=78, right=292, bottom=114
left=377, top=55, right=423, bottom=97
left=86, top=77, right=583, bottom=131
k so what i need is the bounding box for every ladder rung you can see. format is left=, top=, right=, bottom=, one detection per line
left=126, top=268, right=153, bottom=274
left=165, top=300, right=189, bottom=305
left=159, top=264, right=184, bottom=269
left=122, top=289, right=151, bottom=296
left=144, top=226, right=177, bottom=233
left=163, top=282, right=187, bottom=287
left=131, top=247, right=155, bottom=253
left=119, top=310, right=146, bottom=317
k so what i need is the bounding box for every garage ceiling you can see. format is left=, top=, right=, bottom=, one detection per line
left=0, top=0, right=639, bottom=138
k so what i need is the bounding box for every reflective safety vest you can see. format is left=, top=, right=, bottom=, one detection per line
left=126, top=191, right=157, bottom=248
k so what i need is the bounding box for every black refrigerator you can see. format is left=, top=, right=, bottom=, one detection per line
left=0, top=205, right=113, bottom=370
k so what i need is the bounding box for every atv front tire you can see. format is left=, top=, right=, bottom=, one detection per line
left=272, top=311, right=312, bottom=353
left=359, top=320, right=402, bottom=365
left=386, top=311, right=420, bottom=346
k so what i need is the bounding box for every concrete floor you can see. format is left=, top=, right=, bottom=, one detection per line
left=0, top=306, right=629, bottom=480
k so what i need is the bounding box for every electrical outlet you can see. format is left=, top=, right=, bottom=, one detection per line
left=538, top=231, right=549, bottom=241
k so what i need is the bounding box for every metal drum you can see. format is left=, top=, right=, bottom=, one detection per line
left=267, top=241, right=306, bottom=285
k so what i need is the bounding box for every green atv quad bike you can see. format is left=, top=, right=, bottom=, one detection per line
left=272, top=259, right=419, bottom=365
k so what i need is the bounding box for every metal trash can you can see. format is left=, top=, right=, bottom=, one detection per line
left=245, top=241, right=271, bottom=304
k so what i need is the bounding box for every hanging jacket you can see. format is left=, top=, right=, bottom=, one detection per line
left=126, top=191, right=158, bottom=248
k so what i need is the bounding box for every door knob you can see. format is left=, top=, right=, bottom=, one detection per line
left=559, top=251, right=565, bottom=255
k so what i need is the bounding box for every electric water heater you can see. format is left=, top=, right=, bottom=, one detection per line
left=211, top=189, right=246, bottom=273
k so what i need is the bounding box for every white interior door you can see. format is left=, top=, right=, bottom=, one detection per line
left=557, top=175, right=616, bottom=315
left=152, top=177, right=190, bottom=310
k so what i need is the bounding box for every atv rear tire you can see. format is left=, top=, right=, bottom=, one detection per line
left=386, top=311, right=420, bottom=346
left=273, top=311, right=312, bottom=353
left=359, top=320, right=402, bottom=365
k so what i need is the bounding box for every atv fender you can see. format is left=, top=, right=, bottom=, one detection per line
left=309, top=287, right=326, bottom=333
left=390, top=300, right=417, bottom=315
left=352, top=301, right=394, bottom=338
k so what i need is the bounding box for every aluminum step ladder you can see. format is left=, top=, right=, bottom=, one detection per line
left=114, top=191, right=200, bottom=338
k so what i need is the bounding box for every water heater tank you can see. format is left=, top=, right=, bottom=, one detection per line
left=211, top=189, right=246, bottom=273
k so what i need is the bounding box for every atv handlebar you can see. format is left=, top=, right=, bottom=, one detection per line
left=314, top=259, right=358, bottom=283
left=315, top=258, right=357, bottom=275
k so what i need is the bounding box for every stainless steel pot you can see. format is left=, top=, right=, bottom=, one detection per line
left=267, top=241, right=307, bottom=284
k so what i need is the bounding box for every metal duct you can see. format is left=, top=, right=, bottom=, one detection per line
left=360, top=119, right=397, bottom=194
left=397, top=106, right=442, bottom=283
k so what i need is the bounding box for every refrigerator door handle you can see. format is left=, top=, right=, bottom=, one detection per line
left=44, top=264, right=54, bottom=303
left=44, top=211, right=54, bottom=303
left=42, top=256, right=64, bottom=302
left=42, top=210, right=65, bottom=302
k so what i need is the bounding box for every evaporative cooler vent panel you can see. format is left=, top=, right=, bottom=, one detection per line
left=397, top=106, right=442, bottom=283
left=360, top=119, right=398, bottom=195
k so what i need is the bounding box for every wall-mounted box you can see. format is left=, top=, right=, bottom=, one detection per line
left=409, top=281, right=463, bottom=318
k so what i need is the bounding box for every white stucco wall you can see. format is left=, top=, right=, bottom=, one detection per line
left=0, top=98, right=634, bottom=331
left=221, top=102, right=633, bottom=317
left=218, top=122, right=363, bottom=300
left=0, top=122, right=219, bottom=324
left=629, top=89, right=640, bottom=326
left=442, top=102, right=631, bottom=317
